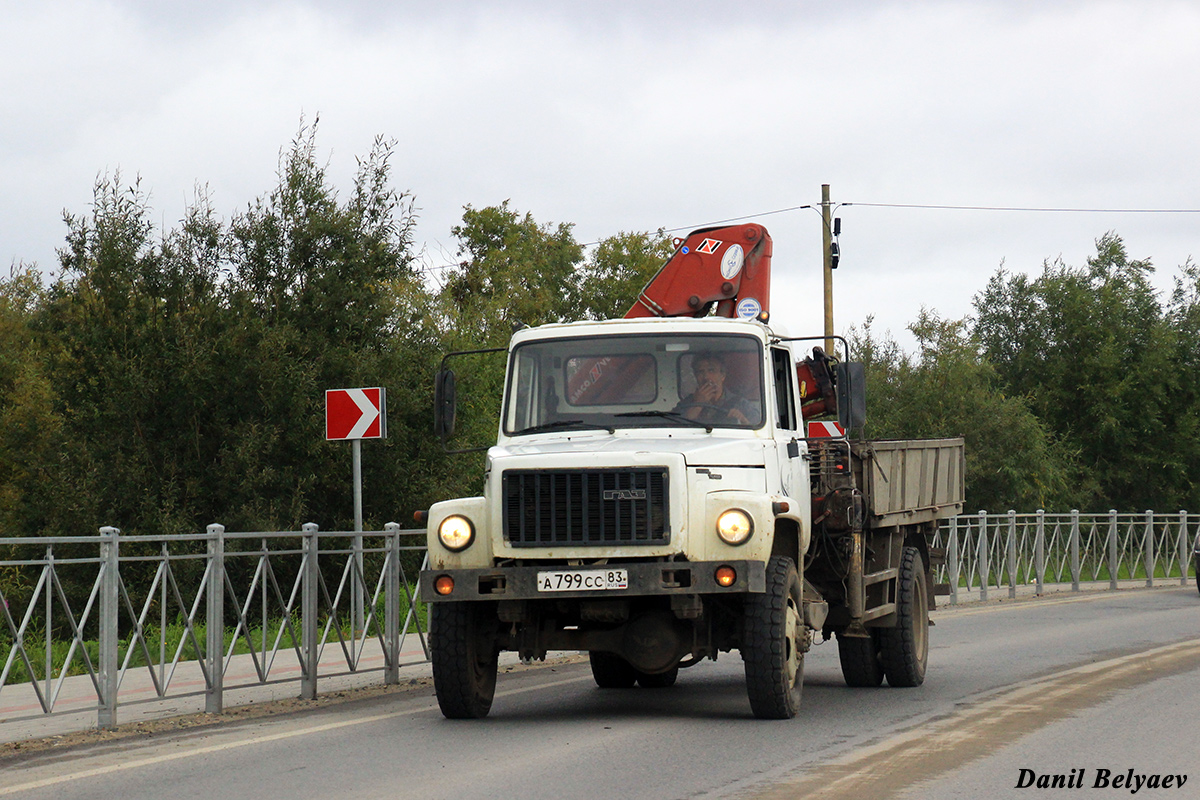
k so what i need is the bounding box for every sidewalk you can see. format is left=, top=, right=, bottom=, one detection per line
left=2, top=578, right=1191, bottom=746
left=0, top=639, right=441, bottom=746
left=940, top=577, right=1191, bottom=607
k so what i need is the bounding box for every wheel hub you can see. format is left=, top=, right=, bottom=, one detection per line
left=784, top=598, right=801, bottom=685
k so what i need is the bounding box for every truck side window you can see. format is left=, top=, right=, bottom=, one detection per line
left=771, top=347, right=797, bottom=431
left=508, top=350, right=539, bottom=430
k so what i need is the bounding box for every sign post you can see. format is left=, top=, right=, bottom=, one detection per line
left=326, top=387, right=388, bottom=522
left=326, top=387, right=387, bottom=653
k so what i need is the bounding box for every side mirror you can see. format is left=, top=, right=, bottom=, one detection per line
left=434, top=368, right=457, bottom=441
left=835, top=362, right=866, bottom=433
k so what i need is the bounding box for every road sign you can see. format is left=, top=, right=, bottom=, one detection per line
left=326, top=388, right=387, bottom=440
left=807, top=420, right=845, bottom=438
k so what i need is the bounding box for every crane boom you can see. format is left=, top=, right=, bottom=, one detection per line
left=626, top=224, right=772, bottom=320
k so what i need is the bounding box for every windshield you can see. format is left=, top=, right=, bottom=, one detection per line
left=503, top=332, right=765, bottom=435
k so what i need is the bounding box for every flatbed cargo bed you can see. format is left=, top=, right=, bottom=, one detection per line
left=851, top=438, right=965, bottom=527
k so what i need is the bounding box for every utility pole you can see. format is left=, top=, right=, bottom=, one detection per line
left=821, top=183, right=834, bottom=354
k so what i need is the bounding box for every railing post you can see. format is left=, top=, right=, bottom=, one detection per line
left=1107, top=509, right=1119, bottom=590
left=206, top=523, right=225, bottom=714
left=384, top=522, right=401, bottom=685
left=978, top=510, right=988, bottom=602
left=1144, top=509, right=1155, bottom=588
left=1180, top=510, right=1190, bottom=587
left=45, top=546, right=53, bottom=705
left=948, top=517, right=959, bottom=606
left=1007, top=510, right=1017, bottom=599
left=1035, top=509, right=1045, bottom=595
left=98, top=526, right=120, bottom=729
left=1070, top=509, right=1080, bottom=592
left=301, top=522, right=319, bottom=700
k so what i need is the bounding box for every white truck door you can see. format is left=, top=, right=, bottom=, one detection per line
left=769, top=346, right=804, bottom=499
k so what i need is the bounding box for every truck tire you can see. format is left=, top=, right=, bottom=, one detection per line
left=589, top=651, right=637, bottom=688
left=837, top=631, right=884, bottom=687
left=877, top=546, right=929, bottom=687
left=430, top=601, right=498, bottom=718
left=742, top=556, right=805, bottom=719
left=636, top=665, right=679, bottom=688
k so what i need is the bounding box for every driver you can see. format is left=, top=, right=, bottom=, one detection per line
left=675, top=353, right=756, bottom=424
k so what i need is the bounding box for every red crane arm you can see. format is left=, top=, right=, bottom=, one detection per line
left=625, top=224, right=773, bottom=319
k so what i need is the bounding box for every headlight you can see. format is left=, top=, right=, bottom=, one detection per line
left=716, top=509, right=754, bottom=545
left=438, top=515, right=475, bottom=551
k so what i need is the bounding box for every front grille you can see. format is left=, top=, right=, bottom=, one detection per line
left=503, top=468, right=670, bottom=547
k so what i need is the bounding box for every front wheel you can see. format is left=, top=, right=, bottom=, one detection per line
left=742, top=556, right=806, bottom=719
left=430, top=601, right=499, bottom=718
left=877, top=546, right=930, bottom=687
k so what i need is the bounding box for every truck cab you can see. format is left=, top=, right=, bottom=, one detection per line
left=426, top=316, right=812, bottom=574
left=421, top=315, right=831, bottom=718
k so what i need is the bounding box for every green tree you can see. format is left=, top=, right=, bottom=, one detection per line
left=220, top=124, right=438, bottom=530
left=851, top=312, right=1073, bottom=511
left=1165, top=258, right=1200, bottom=508
left=0, top=266, right=70, bottom=536
left=13, top=122, right=442, bottom=538
left=973, top=233, right=1180, bottom=509
left=439, top=202, right=583, bottom=346
left=572, top=229, right=675, bottom=320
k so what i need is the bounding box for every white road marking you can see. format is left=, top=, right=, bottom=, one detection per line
left=0, top=675, right=591, bottom=795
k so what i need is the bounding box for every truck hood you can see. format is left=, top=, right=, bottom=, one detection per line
left=492, top=431, right=769, bottom=467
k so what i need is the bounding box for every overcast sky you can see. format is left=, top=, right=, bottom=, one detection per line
left=3, top=0, right=1197, bottom=349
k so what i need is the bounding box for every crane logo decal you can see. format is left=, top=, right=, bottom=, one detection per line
left=736, top=297, right=761, bottom=320
left=697, top=238, right=722, bottom=254
left=721, top=244, right=744, bottom=279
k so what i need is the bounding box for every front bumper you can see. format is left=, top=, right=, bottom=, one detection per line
left=420, top=560, right=767, bottom=602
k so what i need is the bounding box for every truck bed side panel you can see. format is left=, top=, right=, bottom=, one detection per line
left=851, top=438, right=965, bottom=527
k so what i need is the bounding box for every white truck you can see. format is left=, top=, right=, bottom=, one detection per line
left=419, top=224, right=964, bottom=719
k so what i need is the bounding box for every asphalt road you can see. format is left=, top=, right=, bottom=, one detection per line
left=2, top=587, right=1196, bottom=800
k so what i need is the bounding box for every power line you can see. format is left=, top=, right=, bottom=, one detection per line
left=659, top=203, right=815, bottom=234
left=845, top=202, right=1200, bottom=213
left=412, top=198, right=1199, bottom=273
left=414, top=203, right=817, bottom=273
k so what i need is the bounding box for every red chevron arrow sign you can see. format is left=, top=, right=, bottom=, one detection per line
left=326, top=388, right=387, bottom=440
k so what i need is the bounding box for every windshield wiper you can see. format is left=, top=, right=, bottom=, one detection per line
left=614, top=410, right=713, bottom=433
left=515, top=419, right=616, bottom=435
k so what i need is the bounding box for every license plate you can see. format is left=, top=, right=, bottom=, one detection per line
left=536, top=569, right=629, bottom=592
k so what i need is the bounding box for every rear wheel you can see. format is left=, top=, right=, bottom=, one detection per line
left=743, top=556, right=805, bottom=719
left=589, top=651, right=637, bottom=688
left=635, top=665, right=679, bottom=688
left=430, top=602, right=499, bottom=718
left=877, top=547, right=929, bottom=687
left=837, top=631, right=884, bottom=687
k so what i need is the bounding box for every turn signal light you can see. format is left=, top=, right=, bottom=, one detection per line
left=435, top=575, right=455, bottom=595
left=715, top=566, right=737, bottom=587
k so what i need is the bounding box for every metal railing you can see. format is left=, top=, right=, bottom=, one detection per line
left=0, top=524, right=428, bottom=730
left=3, top=510, right=1197, bottom=731
left=934, top=510, right=1197, bottom=603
